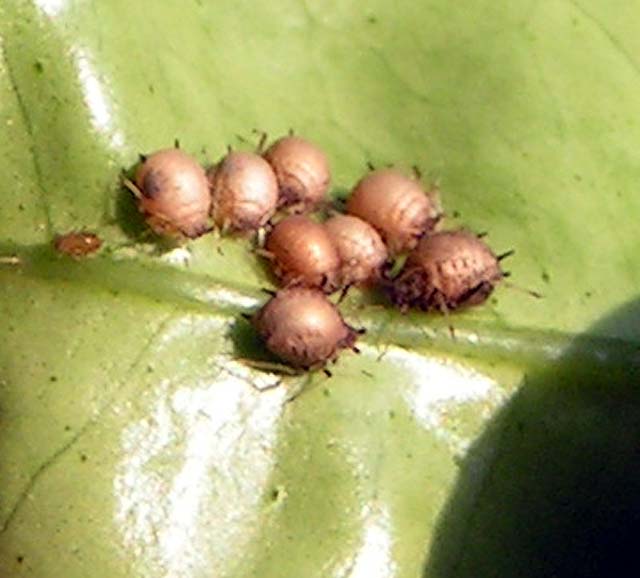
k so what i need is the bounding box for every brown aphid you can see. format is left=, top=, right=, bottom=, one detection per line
left=252, top=288, right=359, bottom=369
left=133, top=148, right=211, bottom=238
left=264, top=215, right=341, bottom=292
left=325, top=214, right=388, bottom=287
left=347, top=168, right=441, bottom=255
left=388, top=229, right=504, bottom=312
left=54, top=231, right=102, bottom=258
left=208, top=151, right=278, bottom=233
left=263, top=135, right=331, bottom=212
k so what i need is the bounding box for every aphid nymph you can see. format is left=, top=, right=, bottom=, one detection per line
left=208, top=150, right=278, bottom=233
left=252, top=287, right=360, bottom=369
left=263, top=135, right=331, bottom=213
left=347, top=168, right=441, bottom=255
left=128, top=148, right=211, bottom=238
left=54, top=231, right=102, bottom=258
left=264, top=215, right=341, bottom=292
left=388, top=229, right=505, bottom=312
left=324, top=214, right=388, bottom=287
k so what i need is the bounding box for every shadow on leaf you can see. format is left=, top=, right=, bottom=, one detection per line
left=425, top=300, right=640, bottom=578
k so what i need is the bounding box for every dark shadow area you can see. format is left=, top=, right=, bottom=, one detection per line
left=226, top=310, right=308, bottom=378
left=114, top=163, right=152, bottom=241
left=227, top=313, right=274, bottom=363
left=425, top=300, right=640, bottom=578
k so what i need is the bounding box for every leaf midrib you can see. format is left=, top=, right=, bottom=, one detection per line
left=3, top=245, right=639, bottom=369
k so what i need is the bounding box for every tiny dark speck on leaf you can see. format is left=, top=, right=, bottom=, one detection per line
left=323, top=388, right=331, bottom=397
left=367, top=15, right=377, bottom=23
left=50, top=375, right=58, bottom=382
left=80, top=454, right=88, bottom=462
left=388, top=410, right=396, bottom=419
left=541, top=270, right=551, bottom=283
left=34, top=60, right=44, bottom=73
left=16, top=555, right=24, bottom=564
left=573, top=173, right=582, bottom=182
left=452, top=210, right=461, bottom=218
left=18, top=203, right=25, bottom=211
left=585, top=291, right=592, bottom=298
left=406, top=452, right=413, bottom=459
left=64, top=425, right=72, bottom=431
left=148, top=84, right=155, bottom=94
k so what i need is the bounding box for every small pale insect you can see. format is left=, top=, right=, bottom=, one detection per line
left=388, top=229, right=505, bottom=312
left=54, top=231, right=102, bottom=258
left=347, top=168, right=441, bottom=255
left=131, top=148, right=211, bottom=238
left=263, top=135, right=331, bottom=212
left=324, top=214, right=388, bottom=287
left=264, top=215, right=341, bottom=292
left=208, top=151, right=279, bottom=233
left=252, top=287, right=359, bottom=369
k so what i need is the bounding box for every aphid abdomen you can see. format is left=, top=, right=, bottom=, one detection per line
left=265, top=216, right=341, bottom=292
left=388, top=230, right=504, bottom=312
left=347, top=169, right=441, bottom=255
left=263, top=136, right=331, bottom=212
left=325, top=215, right=387, bottom=286
left=134, top=148, right=211, bottom=238
left=253, top=287, right=357, bottom=369
left=54, top=232, right=103, bottom=258
left=209, top=151, right=278, bottom=233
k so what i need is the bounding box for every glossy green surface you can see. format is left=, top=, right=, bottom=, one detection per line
left=1, top=1, right=640, bottom=577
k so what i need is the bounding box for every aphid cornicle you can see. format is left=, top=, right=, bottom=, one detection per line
left=133, top=148, right=211, bottom=238
left=388, top=229, right=505, bottom=312
left=208, top=151, right=279, bottom=233
left=263, top=135, right=331, bottom=212
left=346, top=168, right=441, bottom=255
left=324, top=214, right=388, bottom=287
left=264, top=215, right=341, bottom=292
left=252, top=288, right=359, bottom=369
left=54, top=231, right=102, bottom=258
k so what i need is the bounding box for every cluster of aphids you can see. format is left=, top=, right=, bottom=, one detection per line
left=98, top=132, right=521, bottom=374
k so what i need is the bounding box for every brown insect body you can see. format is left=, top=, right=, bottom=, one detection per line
left=347, top=168, right=441, bottom=255
left=265, top=215, right=341, bottom=292
left=135, top=149, right=211, bottom=238
left=54, top=232, right=102, bottom=258
left=389, top=230, right=503, bottom=312
left=325, top=214, right=388, bottom=286
left=253, top=288, right=358, bottom=369
left=263, top=136, right=330, bottom=212
left=209, top=151, right=278, bottom=232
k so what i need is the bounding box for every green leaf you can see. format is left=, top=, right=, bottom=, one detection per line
left=1, top=1, right=639, bottom=577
